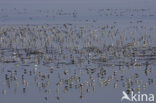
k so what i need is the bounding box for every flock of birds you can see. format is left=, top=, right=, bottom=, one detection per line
left=0, top=7, right=156, bottom=103
left=0, top=8, right=155, bottom=23
left=0, top=23, right=156, bottom=102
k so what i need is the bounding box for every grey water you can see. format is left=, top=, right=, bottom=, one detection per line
left=0, top=0, right=156, bottom=103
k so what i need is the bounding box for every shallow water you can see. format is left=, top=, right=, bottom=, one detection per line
left=0, top=1, right=156, bottom=103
